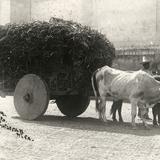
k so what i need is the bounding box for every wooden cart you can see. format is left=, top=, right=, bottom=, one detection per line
left=0, top=61, right=91, bottom=120
left=0, top=19, right=115, bottom=121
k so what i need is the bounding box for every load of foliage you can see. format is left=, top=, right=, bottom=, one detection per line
left=0, top=25, right=7, bottom=39
left=0, top=17, right=115, bottom=93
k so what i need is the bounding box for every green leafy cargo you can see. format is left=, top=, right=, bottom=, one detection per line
left=0, top=17, right=115, bottom=93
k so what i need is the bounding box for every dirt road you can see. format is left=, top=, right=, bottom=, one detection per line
left=0, top=96, right=160, bottom=160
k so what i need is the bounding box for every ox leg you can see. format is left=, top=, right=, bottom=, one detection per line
left=152, top=106, right=158, bottom=126
left=98, top=97, right=107, bottom=122
left=131, top=101, right=137, bottom=129
left=110, top=100, right=123, bottom=122
left=140, top=107, right=150, bottom=129
left=110, top=101, right=118, bottom=122
left=112, top=111, right=117, bottom=122
left=118, top=100, right=123, bottom=123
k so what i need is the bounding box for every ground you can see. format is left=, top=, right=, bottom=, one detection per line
left=0, top=96, right=160, bottom=160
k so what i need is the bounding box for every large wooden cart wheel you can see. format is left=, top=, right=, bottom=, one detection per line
left=56, top=95, right=90, bottom=117
left=14, top=74, right=49, bottom=120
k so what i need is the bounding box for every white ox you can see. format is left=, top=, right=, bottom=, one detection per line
left=91, top=66, right=160, bottom=129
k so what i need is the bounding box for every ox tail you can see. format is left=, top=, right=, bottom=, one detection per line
left=91, top=69, right=100, bottom=112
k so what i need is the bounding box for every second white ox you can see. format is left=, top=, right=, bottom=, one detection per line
left=91, top=66, right=160, bottom=128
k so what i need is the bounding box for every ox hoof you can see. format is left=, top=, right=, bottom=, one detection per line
left=153, top=122, right=158, bottom=127
left=100, top=118, right=107, bottom=123
left=153, top=123, right=160, bottom=127
left=102, top=119, right=107, bottom=123
left=132, top=126, right=137, bottom=130
left=153, top=124, right=159, bottom=128
left=144, top=125, right=151, bottom=130
left=119, top=119, right=124, bottom=123
left=112, top=119, right=118, bottom=123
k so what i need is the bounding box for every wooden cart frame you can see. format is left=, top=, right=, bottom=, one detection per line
left=0, top=65, right=91, bottom=120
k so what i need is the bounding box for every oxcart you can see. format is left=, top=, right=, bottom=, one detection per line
left=0, top=64, right=91, bottom=120
left=0, top=18, right=115, bottom=120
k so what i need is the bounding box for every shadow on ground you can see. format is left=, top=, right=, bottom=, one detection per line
left=12, top=114, right=160, bottom=136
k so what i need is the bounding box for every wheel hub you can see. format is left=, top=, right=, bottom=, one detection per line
left=23, top=93, right=33, bottom=104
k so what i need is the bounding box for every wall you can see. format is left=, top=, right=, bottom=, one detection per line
left=1, top=0, right=160, bottom=71
left=91, top=0, right=157, bottom=47
left=0, top=0, right=10, bottom=25
left=1, top=0, right=160, bottom=47
left=10, top=0, right=31, bottom=23
left=156, top=0, right=160, bottom=41
left=31, top=0, right=83, bottom=23
left=29, top=0, right=159, bottom=47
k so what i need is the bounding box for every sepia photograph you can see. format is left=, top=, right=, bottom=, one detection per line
left=0, top=0, right=160, bottom=159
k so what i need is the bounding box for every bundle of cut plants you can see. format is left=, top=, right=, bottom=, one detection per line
left=0, top=25, right=7, bottom=39
left=0, top=17, right=115, bottom=93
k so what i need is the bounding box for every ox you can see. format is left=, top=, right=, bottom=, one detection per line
left=110, top=75, right=160, bottom=126
left=91, top=66, right=160, bottom=129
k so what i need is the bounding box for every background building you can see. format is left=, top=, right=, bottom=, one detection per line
left=1, top=0, right=160, bottom=70
left=1, top=0, right=160, bottom=48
